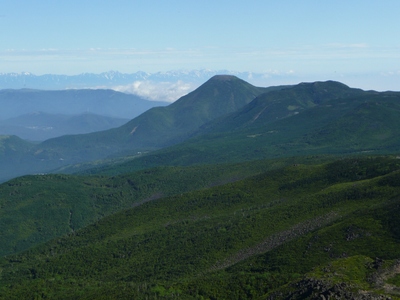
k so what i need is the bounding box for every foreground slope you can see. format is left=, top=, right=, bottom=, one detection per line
left=1, top=156, right=400, bottom=299
left=1, top=157, right=309, bottom=256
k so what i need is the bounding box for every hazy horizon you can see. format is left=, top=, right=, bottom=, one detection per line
left=1, top=69, right=399, bottom=104
left=1, top=1, right=399, bottom=92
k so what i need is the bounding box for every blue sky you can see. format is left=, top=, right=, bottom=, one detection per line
left=1, top=0, right=400, bottom=90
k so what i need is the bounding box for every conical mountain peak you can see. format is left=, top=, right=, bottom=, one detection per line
left=208, top=74, right=239, bottom=81
left=199, top=74, right=251, bottom=87
left=30, top=76, right=267, bottom=168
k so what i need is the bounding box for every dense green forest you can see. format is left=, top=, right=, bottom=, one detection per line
left=1, top=156, right=400, bottom=299
left=1, top=156, right=317, bottom=257
left=1, top=77, right=400, bottom=299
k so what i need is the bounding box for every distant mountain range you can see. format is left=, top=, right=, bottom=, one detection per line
left=0, top=88, right=167, bottom=120
left=0, top=70, right=272, bottom=88
left=0, top=75, right=400, bottom=183
left=0, top=88, right=168, bottom=141
left=0, top=70, right=281, bottom=95
left=0, top=112, right=129, bottom=141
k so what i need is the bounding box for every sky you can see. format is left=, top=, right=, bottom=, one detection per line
left=1, top=0, right=400, bottom=91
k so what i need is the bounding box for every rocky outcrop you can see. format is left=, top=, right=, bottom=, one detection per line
left=267, top=277, right=391, bottom=299
left=266, top=257, right=400, bottom=300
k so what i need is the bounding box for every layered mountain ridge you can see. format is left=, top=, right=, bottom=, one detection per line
left=0, top=88, right=167, bottom=119
left=1, top=75, right=400, bottom=299
left=1, top=76, right=400, bottom=182
left=0, top=112, right=129, bottom=141
left=0, top=70, right=283, bottom=90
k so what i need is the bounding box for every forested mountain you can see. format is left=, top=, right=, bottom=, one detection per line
left=34, top=75, right=268, bottom=156
left=72, top=80, right=400, bottom=176
left=0, top=112, right=129, bottom=141
left=1, top=156, right=400, bottom=299
left=0, top=75, right=275, bottom=181
left=0, top=76, right=400, bottom=299
left=2, top=76, right=400, bottom=181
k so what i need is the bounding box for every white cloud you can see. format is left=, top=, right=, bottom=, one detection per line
left=381, top=70, right=400, bottom=76
left=113, top=80, right=198, bottom=102
left=326, top=43, right=369, bottom=49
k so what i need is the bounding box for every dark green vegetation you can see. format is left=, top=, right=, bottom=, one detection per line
left=0, top=157, right=309, bottom=257
left=1, top=156, right=400, bottom=299
left=66, top=81, right=400, bottom=177
left=1, top=76, right=400, bottom=298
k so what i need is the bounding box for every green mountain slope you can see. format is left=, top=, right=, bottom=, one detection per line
left=1, top=156, right=400, bottom=299
left=196, top=80, right=365, bottom=134
left=3, top=78, right=399, bottom=183
left=2, top=78, right=400, bottom=299
left=0, top=76, right=274, bottom=182
left=305, top=94, right=400, bottom=150
left=96, top=83, right=399, bottom=173
left=32, top=75, right=268, bottom=157
left=0, top=135, right=33, bottom=156
left=1, top=157, right=313, bottom=257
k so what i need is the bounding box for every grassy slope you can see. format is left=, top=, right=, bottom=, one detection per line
left=1, top=156, right=400, bottom=299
